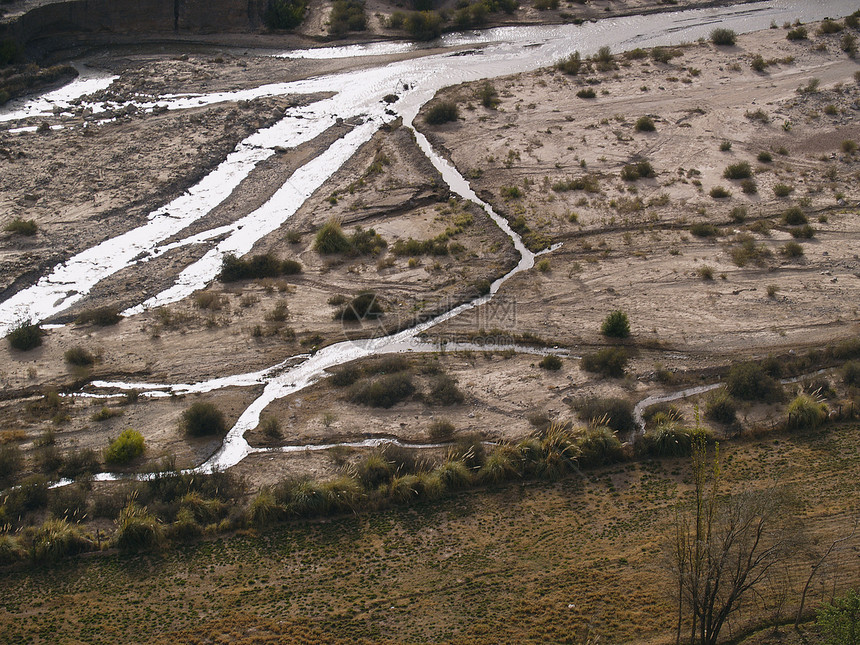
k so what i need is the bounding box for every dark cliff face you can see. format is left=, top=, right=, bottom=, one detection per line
left=1, top=0, right=270, bottom=55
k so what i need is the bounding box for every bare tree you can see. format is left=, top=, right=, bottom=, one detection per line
left=668, top=438, right=799, bottom=645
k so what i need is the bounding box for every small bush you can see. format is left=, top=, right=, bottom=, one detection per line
left=349, top=373, right=415, bottom=408
left=786, top=26, right=807, bottom=41
left=578, top=426, right=624, bottom=467
left=113, top=503, right=163, bottom=551
left=730, top=206, right=748, bottom=223
left=181, top=402, right=227, bottom=437
left=334, top=291, right=384, bottom=321
left=7, top=321, right=43, bottom=351
left=427, top=374, right=465, bottom=406
left=576, top=88, right=596, bottom=99
left=634, top=116, right=656, bottom=132
left=620, top=160, right=655, bottom=181
left=264, top=0, right=307, bottom=29
left=581, top=347, right=628, bottom=378
left=724, top=161, right=752, bottom=179
left=741, top=178, right=758, bottom=194
left=4, top=217, right=37, bottom=236
left=57, top=448, right=101, bottom=479
left=425, top=101, right=459, bottom=125
left=705, top=388, right=736, bottom=424
left=64, top=346, right=95, bottom=366
left=328, top=0, right=366, bottom=36
left=782, top=240, right=804, bottom=258
left=842, top=361, right=860, bottom=387
left=478, top=82, right=499, bottom=108
left=75, top=306, right=121, bottom=326
left=690, top=222, right=719, bottom=238
left=745, top=109, right=770, bottom=123
left=601, top=310, right=630, bottom=338
left=403, top=10, right=443, bottom=41
left=219, top=252, right=301, bottom=281
left=357, top=452, right=394, bottom=489
left=786, top=394, right=827, bottom=430
left=842, top=139, right=858, bottom=154
left=104, top=429, right=145, bottom=465
left=757, top=151, right=773, bottom=163
left=26, top=519, right=94, bottom=562
left=750, top=55, right=767, bottom=72
left=725, top=362, right=782, bottom=401
left=557, top=51, right=582, bottom=75
left=0, top=444, right=22, bottom=487
left=314, top=219, right=351, bottom=254
left=478, top=448, right=519, bottom=484
left=841, top=33, right=857, bottom=57
left=790, top=224, right=815, bottom=239
left=577, top=397, right=635, bottom=433
left=818, top=19, right=843, bottom=34
left=781, top=207, right=807, bottom=225
left=719, top=140, right=732, bottom=152
left=428, top=418, right=455, bottom=442
left=91, top=406, right=123, bottom=421
left=710, top=28, right=737, bottom=46
left=539, top=355, right=562, bottom=371
left=697, top=265, right=714, bottom=280
left=709, top=186, right=731, bottom=199
left=773, top=183, right=794, bottom=197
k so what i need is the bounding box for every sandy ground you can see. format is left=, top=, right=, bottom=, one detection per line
left=1, top=19, right=859, bottom=493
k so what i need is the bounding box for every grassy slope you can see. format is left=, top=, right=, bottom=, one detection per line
left=2, top=422, right=859, bottom=644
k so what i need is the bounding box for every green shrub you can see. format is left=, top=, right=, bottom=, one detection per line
left=0, top=444, right=22, bottom=487
left=91, top=406, right=123, bottom=422
left=757, top=151, right=773, bottom=163
left=0, top=534, right=24, bottom=565
left=818, top=19, right=843, bottom=34
left=705, top=388, right=737, bottom=424
left=782, top=206, right=807, bottom=225
left=349, top=373, right=415, bottom=408
left=425, top=100, right=459, bottom=125
left=651, top=47, right=681, bottom=64
left=314, top=219, right=351, bottom=254
left=782, top=241, right=804, bottom=258
left=434, top=459, right=472, bottom=490
left=219, top=252, right=302, bottom=281
left=75, top=306, right=121, bottom=326
left=601, top=310, right=630, bottom=338
left=726, top=362, right=782, bottom=401
left=719, top=140, right=732, bottom=152
left=58, top=448, right=101, bottom=479
left=843, top=360, right=860, bottom=387
left=356, top=452, right=393, bottom=488
left=26, top=518, right=94, bottom=562
left=710, top=28, right=737, bottom=46
left=7, top=320, right=43, bottom=351
left=710, top=185, right=731, bottom=199
left=477, top=447, right=519, bottom=484
left=817, top=588, right=860, bottom=645
left=790, top=224, right=815, bottom=239
left=3, top=217, right=37, bottom=235
left=427, top=374, right=465, bottom=405
left=478, top=82, right=499, bottom=108
left=577, top=397, right=635, bottom=433
left=751, top=54, right=767, bottom=72
left=403, top=10, right=443, bottom=41
left=730, top=206, right=748, bottom=223
left=113, top=503, right=163, bottom=551
left=724, top=161, right=752, bottom=179
left=842, top=139, right=858, bottom=154
left=539, top=355, right=562, bottom=371
left=690, top=222, right=719, bottom=237
left=247, top=489, right=285, bottom=526
left=428, top=418, right=455, bottom=442
left=639, top=423, right=710, bottom=458
left=842, top=33, right=858, bottom=58
left=104, top=429, right=145, bottom=465
left=620, top=160, right=655, bottom=181
left=181, top=402, right=227, bottom=437
left=786, top=394, right=827, bottom=430
left=786, top=26, right=807, bottom=40
left=578, top=426, right=624, bottom=467
left=321, top=476, right=363, bottom=513
left=334, top=291, right=384, bottom=321
left=551, top=174, right=600, bottom=192
left=741, top=178, right=758, bottom=194
left=264, top=0, right=307, bottom=29
left=576, top=88, right=596, bottom=99
left=634, top=116, right=656, bottom=132
left=557, top=51, right=582, bottom=75
left=64, top=346, right=95, bottom=367
left=328, top=0, right=366, bottom=36
left=581, top=347, right=628, bottom=378
left=48, top=484, right=89, bottom=522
